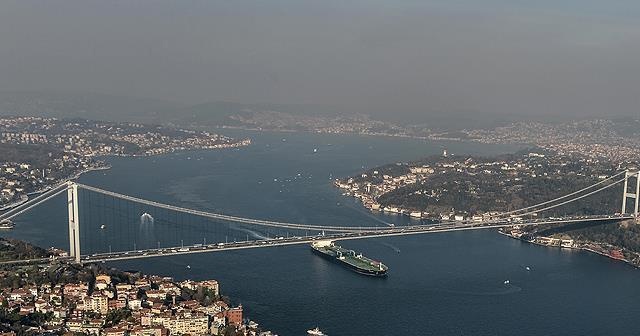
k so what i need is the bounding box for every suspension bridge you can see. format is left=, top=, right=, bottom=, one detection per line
left=1, top=170, right=639, bottom=264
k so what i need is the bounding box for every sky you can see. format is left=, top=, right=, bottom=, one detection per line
left=1, top=0, right=640, bottom=120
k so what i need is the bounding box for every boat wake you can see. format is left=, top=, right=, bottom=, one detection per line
left=379, top=241, right=401, bottom=253
left=233, top=227, right=269, bottom=240
left=435, top=285, right=522, bottom=296
left=343, top=203, right=395, bottom=227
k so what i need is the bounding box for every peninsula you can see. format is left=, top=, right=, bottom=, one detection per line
left=0, top=116, right=250, bottom=210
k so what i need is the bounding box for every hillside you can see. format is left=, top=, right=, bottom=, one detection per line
left=0, top=91, right=180, bottom=124
left=0, top=238, right=49, bottom=262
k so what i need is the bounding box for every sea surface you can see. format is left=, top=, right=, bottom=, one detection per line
left=4, top=130, right=640, bottom=336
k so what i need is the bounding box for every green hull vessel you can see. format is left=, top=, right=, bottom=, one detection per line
left=311, top=241, right=388, bottom=276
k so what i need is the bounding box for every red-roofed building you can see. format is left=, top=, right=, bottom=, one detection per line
left=225, top=305, right=243, bottom=326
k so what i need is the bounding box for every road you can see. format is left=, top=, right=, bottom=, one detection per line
left=0, top=214, right=629, bottom=265
left=77, top=214, right=632, bottom=263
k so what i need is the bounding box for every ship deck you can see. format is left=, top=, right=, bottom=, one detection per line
left=314, top=244, right=387, bottom=272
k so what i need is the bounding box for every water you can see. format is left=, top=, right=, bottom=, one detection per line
left=4, top=130, right=640, bottom=336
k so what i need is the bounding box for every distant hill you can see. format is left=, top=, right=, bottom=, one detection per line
left=174, top=102, right=530, bottom=130
left=0, top=92, right=348, bottom=127
left=165, top=101, right=346, bottom=126
left=0, top=91, right=558, bottom=131
left=0, top=91, right=181, bottom=124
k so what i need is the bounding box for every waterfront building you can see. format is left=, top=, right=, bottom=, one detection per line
left=226, top=305, right=243, bottom=326
left=199, top=280, right=220, bottom=297
left=162, top=314, right=209, bottom=335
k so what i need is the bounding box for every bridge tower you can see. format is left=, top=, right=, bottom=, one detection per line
left=621, top=170, right=640, bottom=216
left=67, top=182, right=81, bottom=263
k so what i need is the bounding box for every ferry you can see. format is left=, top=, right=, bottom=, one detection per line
left=311, top=241, right=388, bottom=277
left=307, top=327, right=327, bottom=335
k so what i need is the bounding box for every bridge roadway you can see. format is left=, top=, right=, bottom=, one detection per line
left=77, top=214, right=633, bottom=263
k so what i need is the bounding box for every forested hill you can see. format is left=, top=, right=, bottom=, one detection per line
left=0, top=238, right=49, bottom=262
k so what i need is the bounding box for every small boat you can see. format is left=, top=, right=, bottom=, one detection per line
left=313, top=148, right=318, bottom=153
left=100, top=224, right=106, bottom=229
left=504, top=280, right=510, bottom=285
left=186, top=265, right=191, bottom=269
left=307, top=327, right=327, bottom=336
left=525, top=266, right=531, bottom=271
left=0, top=219, right=14, bottom=229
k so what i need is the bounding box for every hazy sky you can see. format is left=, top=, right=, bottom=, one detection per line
left=1, top=0, right=640, bottom=119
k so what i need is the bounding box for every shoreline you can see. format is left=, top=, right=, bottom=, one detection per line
left=0, top=257, right=276, bottom=335
left=116, top=137, right=252, bottom=157
left=0, top=195, right=28, bottom=212
left=0, top=164, right=112, bottom=214
left=497, top=230, right=639, bottom=269
left=218, top=124, right=470, bottom=142
left=0, top=138, right=251, bottom=214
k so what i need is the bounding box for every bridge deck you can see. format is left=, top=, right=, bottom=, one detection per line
left=77, top=215, right=632, bottom=263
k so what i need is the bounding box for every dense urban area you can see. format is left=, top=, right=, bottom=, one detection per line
left=0, top=117, right=250, bottom=210
left=0, top=244, right=271, bottom=336
left=464, top=119, right=640, bottom=163
left=4, top=112, right=640, bottom=334
left=220, top=110, right=640, bottom=165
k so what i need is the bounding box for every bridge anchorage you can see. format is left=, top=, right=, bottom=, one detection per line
left=0, top=170, right=635, bottom=264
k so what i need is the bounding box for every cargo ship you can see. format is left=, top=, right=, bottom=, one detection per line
left=311, top=241, right=388, bottom=276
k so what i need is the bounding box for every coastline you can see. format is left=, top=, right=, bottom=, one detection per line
left=497, top=229, right=640, bottom=269
left=2, top=125, right=638, bottom=335
left=0, top=258, right=276, bottom=335
left=0, top=138, right=251, bottom=214
left=218, top=124, right=468, bottom=142
left=0, top=195, right=28, bottom=212
left=0, top=164, right=112, bottom=213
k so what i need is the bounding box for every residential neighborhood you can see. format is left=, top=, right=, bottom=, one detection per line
left=0, top=263, right=274, bottom=336
left=336, top=149, right=624, bottom=221
left=0, top=117, right=250, bottom=210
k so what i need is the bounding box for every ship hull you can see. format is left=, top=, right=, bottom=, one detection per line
left=311, top=246, right=388, bottom=277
